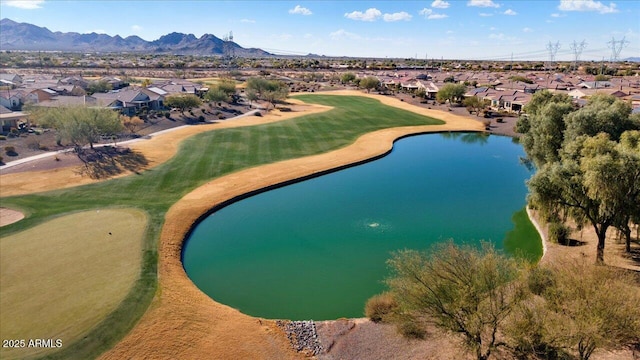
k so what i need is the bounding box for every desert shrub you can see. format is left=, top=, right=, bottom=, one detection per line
left=0, top=155, right=3, bottom=163
left=496, top=118, right=504, bottom=123
left=527, top=266, right=555, bottom=295
left=254, top=112, right=262, bottom=117
left=198, top=115, right=205, bottom=122
left=4, top=146, right=17, bottom=156
left=0, top=135, right=6, bottom=140
left=548, top=222, right=570, bottom=244
left=365, top=292, right=397, bottom=323
left=28, top=140, right=41, bottom=150
left=39, top=144, right=49, bottom=151
left=507, top=296, right=564, bottom=359
left=397, top=318, right=426, bottom=339
left=164, top=112, right=171, bottom=119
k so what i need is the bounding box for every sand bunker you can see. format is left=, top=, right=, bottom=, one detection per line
left=0, top=207, right=24, bottom=227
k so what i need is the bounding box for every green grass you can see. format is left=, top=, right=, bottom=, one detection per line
left=0, top=209, right=146, bottom=360
left=0, top=95, right=444, bottom=359
left=504, top=207, right=543, bottom=262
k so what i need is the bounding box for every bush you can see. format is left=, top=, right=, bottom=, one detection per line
left=254, top=112, right=262, bottom=117
left=397, top=319, right=426, bottom=339
left=0, top=135, right=6, bottom=140
left=0, top=155, right=3, bottom=163
left=198, top=115, right=205, bottom=122
left=164, top=112, right=171, bottom=119
left=548, top=222, right=570, bottom=245
left=527, top=266, right=555, bottom=295
left=4, top=146, right=17, bottom=156
left=365, top=292, right=397, bottom=323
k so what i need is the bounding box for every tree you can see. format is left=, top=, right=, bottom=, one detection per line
left=516, top=94, right=575, bottom=167
left=359, top=76, right=379, bottom=93
left=217, top=78, right=237, bottom=98
left=86, top=80, right=112, bottom=95
left=521, top=94, right=640, bottom=263
left=141, top=78, right=152, bottom=88
left=205, top=88, right=230, bottom=107
left=33, top=106, right=122, bottom=150
left=120, top=115, right=144, bottom=135
left=245, top=88, right=259, bottom=108
left=386, top=242, right=526, bottom=360
left=245, top=77, right=288, bottom=109
left=436, top=83, right=466, bottom=106
left=340, top=72, right=356, bottom=84
left=463, top=96, right=485, bottom=116
left=527, top=134, right=633, bottom=264
left=541, top=263, right=640, bottom=360
left=164, top=94, right=202, bottom=115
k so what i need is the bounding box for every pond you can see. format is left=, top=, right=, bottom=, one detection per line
left=182, top=132, right=539, bottom=320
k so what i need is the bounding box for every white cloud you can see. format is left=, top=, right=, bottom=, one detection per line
left=431, top=0, right=450, bottom=9
left=419, top=8, right=448, bottom=19
left=504, top=9, right=517, bottom=15
left=240, top=18, right=256, bottom=23
left=1, top=0, right=44, bottom=9
left=479, top=12, right=494, bottom=16
left=131, top=24, right=143, bottom=31
left=330, top=29, right=361, bottom=40
left=383, top=11, right=412, bottom=22
left=523, top=27, right=533, bottom=32
left=289, top=5, right=312, bottom=15
left=550, top=13, right=566, bottom=17
left=468, top=0, right=500, bottom=8
left=558, top=0, right=618, bottom=14
left=345, top=8, right=382, bottom=21
left=489, top=33, right=506, bottom=40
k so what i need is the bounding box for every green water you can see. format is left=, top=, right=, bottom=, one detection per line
left=183, top=132, right=540, bottom=320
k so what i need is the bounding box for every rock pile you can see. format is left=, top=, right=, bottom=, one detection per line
left=276, top=320, right=323, bottom=356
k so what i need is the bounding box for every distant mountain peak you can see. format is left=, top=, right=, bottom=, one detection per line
left=0, top=18, right=272, bottom=56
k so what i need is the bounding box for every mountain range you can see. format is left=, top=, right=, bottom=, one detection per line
left=0, top=18, right=272, bottom=56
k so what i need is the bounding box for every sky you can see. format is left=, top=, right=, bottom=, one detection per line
left=1, top=0, right=639, bottom=61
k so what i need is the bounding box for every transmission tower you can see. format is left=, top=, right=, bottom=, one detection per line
left=569, top=40, right=587, bottom=72
left=221, top=31, right=236, bottom=68
left=546, top=41, right=560, bottom=71
left=607, top=36, right=629, bottom=63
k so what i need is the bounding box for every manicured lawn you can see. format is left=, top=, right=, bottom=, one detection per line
left=0, top=209, right=146, bottom=360
left=0, top=95, right=444, bottom=359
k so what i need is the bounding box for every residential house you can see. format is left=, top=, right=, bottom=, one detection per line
left=0, top=90, right=25, bottom=110
left=36, top=95, right=98, bottom=108
left=0, top=105, right=28, bottom=133
left=0, top=73, right=23, bottom=86
left=26, top=88, right=57, bottom=104
left=92, top=90, right=155, bottom=116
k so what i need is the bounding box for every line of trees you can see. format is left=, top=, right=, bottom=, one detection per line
left=516, top=91, right=640, bottom=263
left=366, top=242, right=640, bottom=360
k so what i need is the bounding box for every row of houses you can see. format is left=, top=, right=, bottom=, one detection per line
left=371, top=70, right=640, bottom=114
left=0, top=74, right=207, bottom=131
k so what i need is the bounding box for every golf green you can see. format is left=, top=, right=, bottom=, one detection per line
left=183, top=132, right=541, bottom=320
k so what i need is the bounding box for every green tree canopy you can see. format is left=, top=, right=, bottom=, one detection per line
left=245, top=77, right=288, bottom=109
left=386, top=242, right=526, bottom=360
left=164, top=94, right=202, bottom=114
left=340, top=72, right=356, bottom=84
left=436, top=83, right=467, bottom=105
left=33, top=106, right=122, bottom=149
left=359, top=76, right=379, bottom=93
left=462, top=96, right=485, bottom=116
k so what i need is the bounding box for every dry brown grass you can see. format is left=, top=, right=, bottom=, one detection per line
left=0, top=208, right=146, bottom=359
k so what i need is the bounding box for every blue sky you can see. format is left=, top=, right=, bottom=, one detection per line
left=1, top=0, right=638, bottom=60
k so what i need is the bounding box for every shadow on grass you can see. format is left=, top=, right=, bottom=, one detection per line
left=75, top=146, right=148, bottom=179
